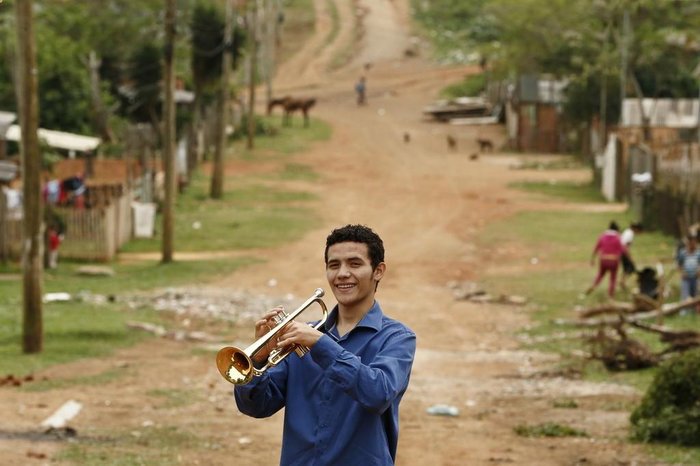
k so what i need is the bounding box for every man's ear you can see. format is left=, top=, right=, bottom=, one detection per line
left=373, top=262, right=386, bottom=282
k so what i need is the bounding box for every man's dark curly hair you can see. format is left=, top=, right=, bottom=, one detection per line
left=325, top=224, right=385, bottom=269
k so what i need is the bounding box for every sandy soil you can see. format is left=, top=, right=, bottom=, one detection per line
left=0, top=1, right=659, bottom=465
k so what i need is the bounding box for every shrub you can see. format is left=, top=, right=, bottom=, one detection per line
left=630, top=349, right=700, bottom=446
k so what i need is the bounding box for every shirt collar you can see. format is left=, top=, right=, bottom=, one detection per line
left=324, top=300, right=383, bottom=334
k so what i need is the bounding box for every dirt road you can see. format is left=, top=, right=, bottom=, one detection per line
left=0, top=1, right=657, bottom=465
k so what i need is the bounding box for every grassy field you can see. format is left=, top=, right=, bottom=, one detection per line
left=485, top=180, right=700, bottom=464
left=0, top=116, right=329, bottom=378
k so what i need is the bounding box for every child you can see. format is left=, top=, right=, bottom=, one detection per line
left=676, top=233, right=700, bottom=314
left=48, top=226, right=62, bottom=269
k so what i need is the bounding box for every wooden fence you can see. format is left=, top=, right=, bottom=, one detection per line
left=1, top=186, right=135, bottom=262
left=644, top=142, right=700, bottom=236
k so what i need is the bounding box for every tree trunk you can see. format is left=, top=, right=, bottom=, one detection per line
left=210, top=0, right=234, bottom=200
left=15, top=0, right=43, bottom=353
left=161, top=0, right=177, bottom=263
left=88, top=50, right=114, bottom=143
left=246, top=2, right=258, bottom=150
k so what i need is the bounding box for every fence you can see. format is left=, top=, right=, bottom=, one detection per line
left=645, top=142, right=700, bottom=236
left=1, top=186, right=135, bottom=262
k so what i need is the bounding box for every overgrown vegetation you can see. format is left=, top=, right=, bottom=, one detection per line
left=630, top=349, right=700, bottom=447
left=412, top=0, right=700, bottom=129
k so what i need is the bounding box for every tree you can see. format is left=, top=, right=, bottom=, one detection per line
left=190, top=1, right=226, bottom=169
left=190, top=0, right=245, bottom=199
left=15, top=0, right=43, bottom=354
left=126, top=43, right=163, bottom=143
left=162, top=0, right=177, bottom=263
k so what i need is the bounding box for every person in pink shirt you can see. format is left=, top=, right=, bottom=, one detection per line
left=585, top=221, right=627, bottom=297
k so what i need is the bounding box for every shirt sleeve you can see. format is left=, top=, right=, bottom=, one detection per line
left=310, top=330, right=417, bottom=415
left=233, top=359, right=289, bottom=418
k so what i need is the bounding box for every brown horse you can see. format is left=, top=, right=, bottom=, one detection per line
left=267, top=96, right=317, bottom=127
left=267, top=96, right=292, bottom=115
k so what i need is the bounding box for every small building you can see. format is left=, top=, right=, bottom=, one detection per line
left=506, top=75, right=567, bottom=153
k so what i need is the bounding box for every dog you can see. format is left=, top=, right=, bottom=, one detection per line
left=469, top=153, right=479, bottom=161
left=446, top=134, right=457, bottom=151
left=477, top=138, right=493, bottom=152
left=403, top=132, right=411, bottom=143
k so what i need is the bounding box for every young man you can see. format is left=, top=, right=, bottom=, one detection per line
left=234, top=224, right=416, bottom=465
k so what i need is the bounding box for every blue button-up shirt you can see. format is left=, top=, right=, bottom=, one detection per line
left=234, top=300, right=416, bottom=466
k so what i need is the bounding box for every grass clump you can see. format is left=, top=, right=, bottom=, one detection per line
left=631, top=349, right=700, bottom=446
left=514, top=422, right=588, bottom=438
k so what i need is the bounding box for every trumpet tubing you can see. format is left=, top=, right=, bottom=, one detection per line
left=216, top=288, right=328, bottom=385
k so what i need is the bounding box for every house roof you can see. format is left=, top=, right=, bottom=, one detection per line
left=0, top=111, right=16, bottom=133
left=621, top=98, right=699, bottom=128
left=5, top=125, right=101, bottom=152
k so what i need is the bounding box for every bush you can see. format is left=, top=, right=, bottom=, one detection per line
left=630, top=349, right=700, bottom=446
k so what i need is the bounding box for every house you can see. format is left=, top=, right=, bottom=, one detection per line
left=601, top=98, right=700, bottom=230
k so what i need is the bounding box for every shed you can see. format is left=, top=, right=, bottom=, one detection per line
left=508, top=75, right=567, bottom=153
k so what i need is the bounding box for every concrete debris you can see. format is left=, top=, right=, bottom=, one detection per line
left=42, top=292, right=71, bottom=303
left=76, top=265, right=115, bottom=276
left=426, top=404, right=460, bottom=417
left=41, top=400, right=83, bottom=429
left=123, top=287, right=301, bottom=323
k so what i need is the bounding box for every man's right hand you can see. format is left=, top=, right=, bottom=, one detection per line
left=252, top=306, right=287, bottom=364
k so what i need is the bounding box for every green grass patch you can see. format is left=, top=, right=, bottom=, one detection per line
left=510, top=180, right=605, bottom=204
left=57, top=426, right=200, bottom=465
left=552, top=399, right=579, bottom=409
left=237, top=116, right=331, bottom=158
left=440, top=73, right=486, bottom=98
left=121, top=117, right=329, bottom=254
left=22, top=367, right=130, bottom=392
left=514, top=422, right=589, bottom=438
left=0, top=258, right=253, bottom=377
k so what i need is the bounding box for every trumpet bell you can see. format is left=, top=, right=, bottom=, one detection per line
left=216, top=346, right=254, bottom=385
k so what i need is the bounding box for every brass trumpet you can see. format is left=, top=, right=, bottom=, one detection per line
left=216, top=288, right=328, bottom=385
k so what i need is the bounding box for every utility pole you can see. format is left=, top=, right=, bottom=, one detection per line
left=15, top=0, right=43, bottom=353
left=211, top=0, right=234, bottom=200
left=161, top=0, right=176, bottom=263
left=246, top=0, right=258, bottom=150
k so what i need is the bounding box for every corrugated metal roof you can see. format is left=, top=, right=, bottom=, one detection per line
left=5, top=125, right=100, bottom=152
left=621, top=98, right=699, bottom=128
